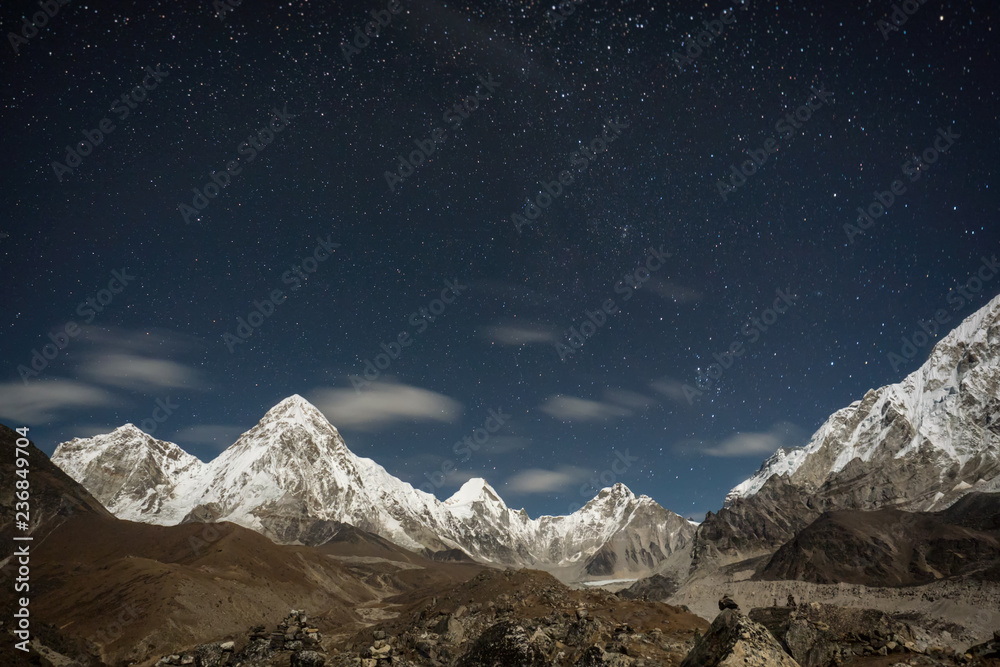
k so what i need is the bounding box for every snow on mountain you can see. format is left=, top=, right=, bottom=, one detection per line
left=52, top=423, right=204, bottom=521
left=53, top=395, right=694, bottom=577
left=725, top=293, right=1000, bottom=509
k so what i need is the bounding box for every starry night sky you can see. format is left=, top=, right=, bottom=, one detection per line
left=2, top=0, right=998, bottom=520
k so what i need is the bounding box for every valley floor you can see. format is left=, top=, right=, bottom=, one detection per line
left=670, top=569, right=1000, bottom=648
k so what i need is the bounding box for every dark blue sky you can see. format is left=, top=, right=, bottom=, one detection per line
left=1, top=0, right=997, bottom=521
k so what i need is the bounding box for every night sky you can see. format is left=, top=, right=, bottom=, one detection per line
left=2, top=0, right=997, bottom=521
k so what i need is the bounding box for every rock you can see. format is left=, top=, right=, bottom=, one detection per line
left=679, top=609, right=800, bottom=667
left=286, top=640, right=304, bottom=651
left=456, top=621, right=549, bottom=666
left=220, top=641, right=234, bottom=652
left=784, top=619, right=837, bottom=667
left=718, top=594, right=739, bottom=611
left=191, top=642, right=226, bottom=667
left=966, top=631, right=1000, bottom=659
left=575, top=645, right=635, bottom=666
left=291, top=650, right=327, bottom=667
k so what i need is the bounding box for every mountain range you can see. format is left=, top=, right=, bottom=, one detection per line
left=51, top=294, right=1000, bottom=588
left=52, top=395, right=694, bottom=582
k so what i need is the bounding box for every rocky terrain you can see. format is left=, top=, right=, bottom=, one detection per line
left=757, top=494, right=1000, bottom=586
left=151, top=569, right=710, bottom=667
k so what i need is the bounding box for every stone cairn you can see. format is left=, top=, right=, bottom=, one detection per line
left=266, top=608, right=324, bottom=653
left=156, top=609, right=325, bottom=667
left=359, top=628, right=394, bottom=667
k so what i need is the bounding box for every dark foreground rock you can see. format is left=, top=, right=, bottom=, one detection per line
left=679, top=608, right=801, bottom=667
left=455, top=621, right=548, bottom=666
left=750, top=602, right=917, bottom=666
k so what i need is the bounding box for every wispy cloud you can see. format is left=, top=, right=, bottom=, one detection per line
left=81, top=353, right=207, bottom=391
left=62, top=424, right=118, bottom=439
left=604, top=389, right=655, bottom=410
left=648, top=279, right=703, bottom=304
left=702, top=422, right=807, bottom=457
left=650, top=378, right=690, bottom=404
left=482, top=323, right=556, bottom=345
left=539, top=395, right=631, bottom=421
left=0, top=380, right=118, bottom=422
left=505, top=465, right=590, bottom=494
left=310, top=381, right=462, bottom=431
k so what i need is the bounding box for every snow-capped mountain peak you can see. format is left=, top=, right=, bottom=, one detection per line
left=261, top=394, right=331, bottom=426
left=444, top=477, right=504, bottom=507
left=53, top=395, right=696, bottom=580
left=725, top=293, right=1000, bottom=510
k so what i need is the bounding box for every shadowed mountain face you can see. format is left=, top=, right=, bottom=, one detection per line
left=0, top=423, right=112, bottom=538
left=757, top=493, right=1000, bottom=586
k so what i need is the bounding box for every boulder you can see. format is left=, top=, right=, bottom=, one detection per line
left=457, top=621, right=549, bottom=667
left=749, top=603, right=913, bottom=667
left=291, top=650, right=327, bottom=667
left=680, top=609, right=800, bottom=667
left=191, top=642, right=226, bottom=667
left=718, top=594, right=739, bottom=611
left=574, top=645, right=635, bottom=666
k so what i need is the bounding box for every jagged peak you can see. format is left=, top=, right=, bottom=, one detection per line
left=445, top=477, right=505, bottom=507
left=257, top=395, right=343, bottom=433
left=116, top=423, right=148, bottom=437
left=726, top=291, right=1000, bottom=506
left=597, top=482, right=636, bottom=499
left=265, top=394, right=325, bottom=418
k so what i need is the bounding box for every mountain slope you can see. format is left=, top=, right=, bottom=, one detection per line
left=1, top=422, right=488, bottom=667
left=693, top=294, right=1000, bottom=568
left=757, top=493, right=1000, bottom=586
left=52, top=396, right=694, bottom=580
